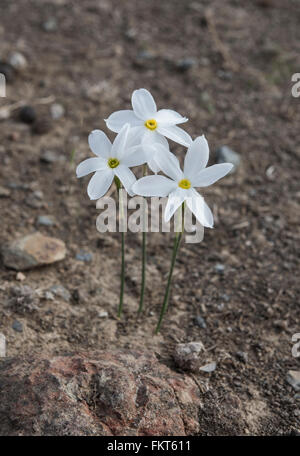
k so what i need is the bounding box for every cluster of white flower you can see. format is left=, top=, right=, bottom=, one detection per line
left=76, top=88, right=234, bottom=331
left=76, top=88, right=233, bottom=227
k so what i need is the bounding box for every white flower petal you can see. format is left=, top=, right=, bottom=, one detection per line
left=122, top=146, right=147, bottom=167
left=184, top=135, right=209, bottom=180
left=164, top=188, right=185, bottom=222
left=105, top=110, right=143, bottom=133
left=88, top=130, right=112, bottom=158
left=155, top=109, right=188, bottom=126
left=142, top=130, right=169, bottom=149
left=126, top=125, right=146, bottom=147
left=114, top=164, right=136, bottom=196
left=132, top=175, right=177, bottom=197
left=153, top=145, right=183, bottom=181
left=131, top=88, right=157, bottom=120
left=76, top=157, right=107, bottom=178
left=186, top=189, right=214, bottom=228
left=193, top=163, right=234, bottom=187
left=157, top=125, right=192, bottom=147
left=111, top=123, right=130, bottom=159
left=87, top=169, right=114, bottom=200
left=147, top=157, right=161, bottom=173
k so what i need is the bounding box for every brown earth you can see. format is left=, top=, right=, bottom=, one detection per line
left=0, top=0, right=300, bottom=435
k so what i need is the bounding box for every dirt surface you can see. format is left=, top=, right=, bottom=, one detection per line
left=0, top=0, right=300, bottom=435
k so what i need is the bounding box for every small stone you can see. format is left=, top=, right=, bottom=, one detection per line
left=8, top=52, right=27, bottom=71
left=294, top=410, right=300, bottom=417
left=2, top=232, right=66, bottom=271
left=44, top=291, right=54, bottom=300
left=0, top=186, right=10, bottom=197
left=174, top=341, right=205, bottom=372
left=50, top=103, right=65, bottom=120
left=40, top=150, right=63, bottom=164
left=16, top=272, right=26, bottom=281
left=98, top=310, right=108, bottom=318
left=221, top=293, right=230, bottom=302
left=214, top=263, right=225, bottom=274
left=236, top=351, right=248, bottom=363
left=216, top=146, right=240, bottom=173
left=12, top=320, right=23, bottom=333
left=134, top=50, right=156, bottom=68
left=19, top=105, right=36, bottom=124
left=76, top=251, right=93, bottom=262
left=194, top=315, right=206, bottom=329
left=176, top=58, right=197, bottom=72
left=0, top=333, right=6, bottom=357
left=49, top=284, right=71, bottom=302
left=0, top=62, right=15, bottom=82
left=287, top=371, right=300, bottom=391
left=43, top=17, right=58, bottom=32
left=199, top=361, right=217, bottom=373
left=37, top=215, right=56, bottom=226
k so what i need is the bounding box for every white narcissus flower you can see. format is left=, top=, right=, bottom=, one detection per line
left=105, top=88, right=192, bottom=148
left=76, top=124, right=146, bottom=199
left=131, top=135, right=233, bottom=227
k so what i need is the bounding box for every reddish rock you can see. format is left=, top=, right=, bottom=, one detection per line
left=0, top=350, right=201, bottom=436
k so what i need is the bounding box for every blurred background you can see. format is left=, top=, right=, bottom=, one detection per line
left=0, top=0, right=300, bottom=435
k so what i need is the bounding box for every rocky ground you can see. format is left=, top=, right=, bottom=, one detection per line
left=0, top=0, right=300, bottom=435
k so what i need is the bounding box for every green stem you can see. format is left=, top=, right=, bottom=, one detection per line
left=138, top=164, right=147, bottom=314
left=115, top=176, right=125, bottom=318
left=118, top=230, right=125, bottom=318
left=155, top=204, right=184, bottom=334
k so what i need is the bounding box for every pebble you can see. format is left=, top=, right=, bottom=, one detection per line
left=173, top=341, right=205, bottom=372
left=98, top=310, right=108, bottom=318
left=0, top=333, right=6, bottom=357
left=0, top=62, right=15, bottom=82
left=50, top=103, right=65, bottom=120
left=194, top=315, right=207, bottom=329
left=40, top=150, right=63, bottom=164
left=37, top=215, right=56, bottom=226
left=43, top=17, right=58, bottom=32
left=12, top=320, right=23, bottom=333
left=49, top=284, right=71, bottom=302
left=176, top=58, right=197, bottom=72
left=287, top=371, right=300, bottom=391
left=8, top=52, right=27, bottom=71
left=199, top=361, right=217, bottom=373
left=0, top=186, right=10, bottom=197
left=216, top=146, right=241, bottom=173
left=214, top=263, right=225, bottom=274
left=19, top=105, right=36, bottom=124
left=16, top=272, right=26, bottom=281
left=76, top=251, right=93, bottom=262
left=2, top=232, right=66, bottom=271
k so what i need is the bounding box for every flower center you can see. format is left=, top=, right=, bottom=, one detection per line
left=178, top=178, right=191, bottom=190
left=144, top=119, right=157, bottom=130
left=108, top=158, right=120, bottom=169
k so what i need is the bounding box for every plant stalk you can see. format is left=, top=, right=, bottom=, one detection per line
left=155, top=204, right=184, bottom=334
left=115, top=176, right=125, bottom=318
left=138, top=164, right=147, bottom=314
